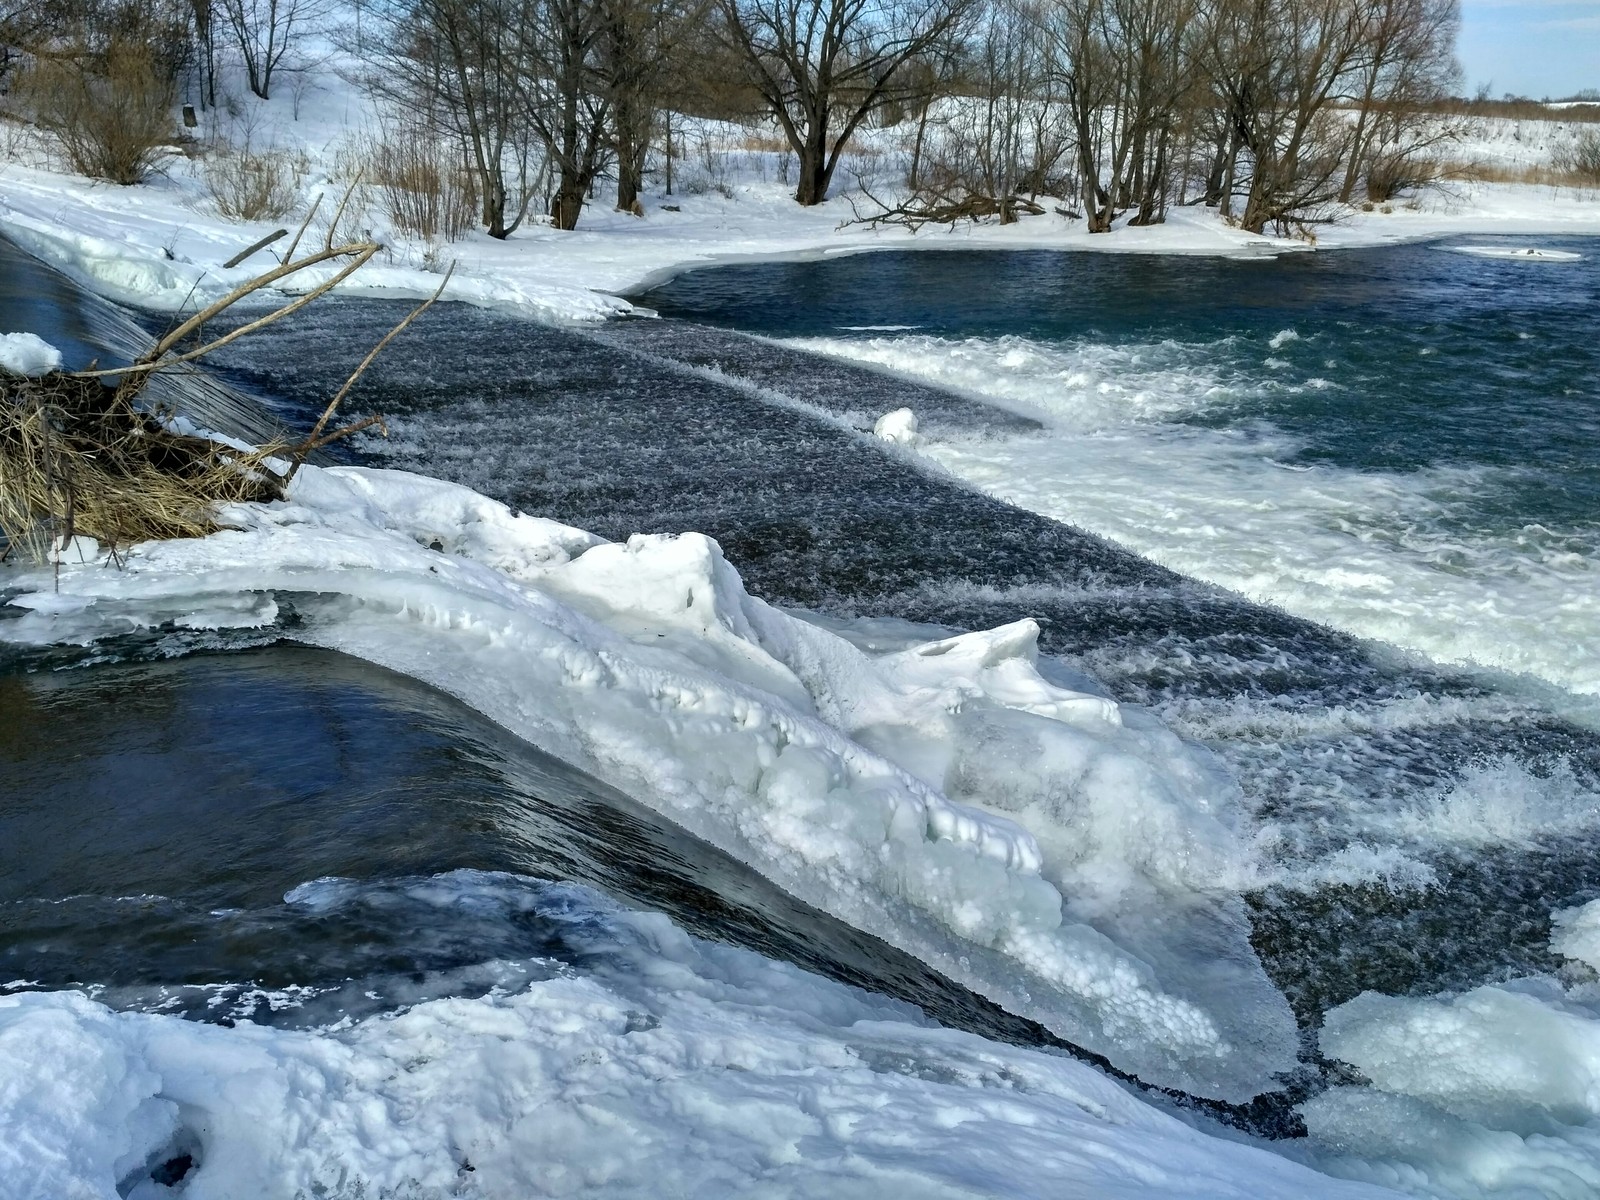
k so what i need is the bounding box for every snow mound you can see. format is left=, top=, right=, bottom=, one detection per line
left=0, top=331, right=63, bottom=377
left=874, top=407, right=918, bottom=444
left=0, top=874, right=1393, bottom=1200
left=1, top=464, right=1296, bottom=1100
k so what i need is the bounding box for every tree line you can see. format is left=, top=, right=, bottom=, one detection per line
left=3, top=0, right=1459, bottom=234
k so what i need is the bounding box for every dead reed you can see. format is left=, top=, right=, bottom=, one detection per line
left=0, top=192, right=450, bottom=565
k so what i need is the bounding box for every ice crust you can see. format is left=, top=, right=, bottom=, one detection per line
left=0, top=463, right=1295, bottom=1100
left=0, top=330, right=63, bottom=376
left=1302, top=904, right=1600, bottom=1199
left=0, top=873, right=1396, bottom=1200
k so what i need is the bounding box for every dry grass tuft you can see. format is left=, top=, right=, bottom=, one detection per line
left=203, top=143, right=303, bottom=221
left=1, top=217, right=449, bottom=566
left=0, top=372, right=285, bottom=560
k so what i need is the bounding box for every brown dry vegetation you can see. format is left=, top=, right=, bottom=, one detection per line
left=0, top=372, right=285, bottom=561
left=12, top=42, right=176, bottom=184
left=0, top=219, right=447, bottom=565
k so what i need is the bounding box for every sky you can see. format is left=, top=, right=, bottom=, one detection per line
left=1458, top=0, right=1600, bottom=98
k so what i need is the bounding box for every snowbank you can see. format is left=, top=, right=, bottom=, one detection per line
left=0, top=460, right=1294, bottom=1100
left=4, top=48, right=1596, bottom=325
left=0, top=872, right=1396, bottom=1200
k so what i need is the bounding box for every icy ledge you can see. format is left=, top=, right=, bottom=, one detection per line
left=0, top=874, right=1397, bottom=1200
left=1, top=464, right=1296, bottom=1100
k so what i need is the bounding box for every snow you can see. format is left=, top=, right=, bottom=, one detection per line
left=873, top=406, right=918, bottom=444
left=0, top=872, right=1400, bottom=1200
left=0, top=331, right=63, bottom=376
left=1300, top=907, right=1600, bottom=1200
left=0, top=458, right=1296, bottom=1100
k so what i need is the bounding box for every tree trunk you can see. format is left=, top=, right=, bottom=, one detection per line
left=551, top=184, right=584, bottom=230
left=795, top=131, right=830, bottom=206
left=615, top=113, right=648, bottom=214
left=482, top=176, right=509, bottom=239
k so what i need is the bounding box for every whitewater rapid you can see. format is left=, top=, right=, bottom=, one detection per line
left=787, top=331, right=1600, bottom=708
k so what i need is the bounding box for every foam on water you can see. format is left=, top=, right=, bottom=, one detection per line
left=785, top=332, right=1600, bottom=704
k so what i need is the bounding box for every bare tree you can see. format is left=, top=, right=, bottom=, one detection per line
left=364, top=0, right=543, bottom=238
left=1194, top=0, right=1367, bottom=233
left=520, top=0, right=611, bottom=229
left=1339, top=0, right=1459, bottom=202
left=720, top=0, right=976, bottom=205
left=217, top=0, right=317, bottom=98
left=596, top=0, right=707, bottom=214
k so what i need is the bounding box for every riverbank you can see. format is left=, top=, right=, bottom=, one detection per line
left=4, top=85, right=1599, bottom=323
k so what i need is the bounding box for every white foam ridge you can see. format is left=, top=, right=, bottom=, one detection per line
left=0, top=872, right=1402, bottom=1200
left=785, top=332, right=1600, bottom=703
left=1301, top=901, right=1600, bottom=1200
left=0, top=463, right=1296, bottom=1101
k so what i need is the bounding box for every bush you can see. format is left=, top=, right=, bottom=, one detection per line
left=1365, top=150, right=1441, bottom=203
left=15, top=42, right=175, bottom=185
left=1554, top=128, right=1600, bottom=185
left=356, top=126, right=478, bottom=242
left=202, top=141, right=301, bottom=221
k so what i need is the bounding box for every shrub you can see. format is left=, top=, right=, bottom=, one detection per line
left=1554, top=128, right=1600, bottom=185
left=1365, top=150, right=1441, bottom=203
left=202, top=142, right=301, bottom=221
left=356, top=126, right=478, bottom=242
left=16, top=41, right=176, bottom=184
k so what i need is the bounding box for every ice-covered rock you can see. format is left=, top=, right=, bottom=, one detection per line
left=873, top=407, right=917, bottom=444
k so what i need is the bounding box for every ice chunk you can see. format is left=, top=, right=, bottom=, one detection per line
left=873, top=407, right=918, bottom=444
left=1302, top=905, right=1600, bottom=1198
left=1553, top=900, right=1600, bottom=974
left=0, top=332, right=63, bottom=377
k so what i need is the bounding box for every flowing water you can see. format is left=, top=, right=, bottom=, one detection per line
left=5, top=234, right=1600, bottom=1191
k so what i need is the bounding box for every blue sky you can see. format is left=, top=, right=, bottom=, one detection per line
left=1459, top=0, right=1600, bottom=97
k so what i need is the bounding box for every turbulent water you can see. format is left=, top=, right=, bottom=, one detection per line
left=7, top=235, right=1600, bottom=1197
left=640, top=240, right=1600, bottom=704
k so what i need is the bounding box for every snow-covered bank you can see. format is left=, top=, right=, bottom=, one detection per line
left=3, top=47, right=1598, bottom=325
left=8, top=148, right=1600, bottom=325
left=0, top=462, right=1296, bottom=1101
left=0, top=872, right=1398, bottom=1200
